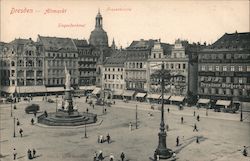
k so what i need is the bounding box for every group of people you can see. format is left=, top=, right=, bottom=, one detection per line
left=93, top=151, right=125, bottom=161
left=97, top=133, right=111, bottom=144
left=13, top=148, right=37, bottom=160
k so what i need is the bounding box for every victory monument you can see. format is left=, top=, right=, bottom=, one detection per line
left=38, top=67, right=97, bottom=126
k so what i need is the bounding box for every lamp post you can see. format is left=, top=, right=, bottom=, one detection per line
left=11, top=101, right=13, bottom=117
left=13, top=117, right=16, bottom=137
left=84, top=124, right=87, bottom=138
left=103, top=91, right=105, bottom=114
left=135, top=104, right=138, bottom=129
left=240, top=103, right=243, bottom=122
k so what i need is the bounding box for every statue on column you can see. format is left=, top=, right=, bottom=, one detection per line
left=65, top=66, right=71, bottom=90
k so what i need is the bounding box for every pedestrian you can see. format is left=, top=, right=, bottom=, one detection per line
left=98, top=150, right=104, bottom=161
left=129, top=122, right=132, bottom=131
left=19, top=128, right=23, bottom=137
left=167, top=108, right=170, bottom=113
left=172, top=152, right=176, bottom=158
left=113, top=101, right=115, bottom=104
left=86, top=108, right=89, bottom=113
left=100, top=135, right=104, bottom=143
left=243, top=146, right=248, bottom=156
left=181, top=116, right=184, bottom=124
left=31, top=118, right=34, bottom=125
left=176, top=136, right=179, bottom=146
left=154, top=150, right=157, bottom=161
left=109, top=153, right=114, bottom=161
left=27, top=149, right=32, bottom=159
left=196, top=136, right=199, bottom=143
left=93, top=151, right=97, bottom=161
left=166, top=124, right=169, bottom=131
left=97, top=135, right=100, bottom=143
left=106, top=133, right=110, bottom=144
left=44, top=110, right=48, bottom=117
left=194, top=110, right=196, bottom=116
left=92, top=104, right=95, bottom=109
left=34, top=111, right=37, bottom=117
left=17, top=119, right=20, bottom=126
left=193, top=124, right=198, bottom=132
left=13, top=148, right=17, bottom=160
left=120, top=152, right=125, bottom=161
left=197, top=115, right=200, bottom=121
left=104, top=108, right=107, bottom=113
left=32, top=149, right=36, bottom=158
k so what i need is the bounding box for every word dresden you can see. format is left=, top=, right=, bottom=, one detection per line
left=10, top=7, right=33, bottom=14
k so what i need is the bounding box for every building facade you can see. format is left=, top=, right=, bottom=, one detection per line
left=198, top=32, right=250, bottom=106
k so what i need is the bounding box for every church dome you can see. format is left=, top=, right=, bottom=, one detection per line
left=89, top=11, right=109, bottom=47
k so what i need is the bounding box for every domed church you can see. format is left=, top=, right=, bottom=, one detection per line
left=89, top=10, right=109, bottom=48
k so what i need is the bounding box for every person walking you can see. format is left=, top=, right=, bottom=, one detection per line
left=31, top=118, right=34, bottom=125
left=98, top=150, right=104, bottom=161
left=19, top=128, right=23, bottom=137
left=196, top=136, right=199, bottom=143
left=181, top=116, right=184, bottom=124
left=13, top=148, right=17, bottom=160
left=86, top=108, right=89, bottom=113
left=193, top=124, right=198, bottom=132
left=167, top=108, right=170, bottom=113
left=176, top=136, right=179, bottom=146
left=27, top=149, right=32, bottom=160
left=106, top=133, right=110, bottom=144
left=32, top=149, right=36, bottom=158
left=34, top=111, right=37, bottom=117
left=193, top=110, right=196, bottom=116
left=109, top=153, right=114, bottom=161
left=129, top=122, right=132, bottom=131
left=120, top=152, right=125, bottom=161
left=16, top=119, right=20, bottom=126
left=93, top=151, right=97, bottom=161
left=243, top=146, right=248, bottom=156
left=197, top=115, right=200, bottom=121
left=166, top=124, right=169, bottom=131
left=92, top=104, right=95, bottom=109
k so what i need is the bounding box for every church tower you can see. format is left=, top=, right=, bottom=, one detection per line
left=89, top=10, right=109, bottom=48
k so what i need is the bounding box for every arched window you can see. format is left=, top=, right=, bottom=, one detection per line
left=11, top=61, right=15, bottom=66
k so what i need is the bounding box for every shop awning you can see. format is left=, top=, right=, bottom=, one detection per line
left=1, top=86, right=16, bottom=94
left=216, top=100, right=231, bottom=107
left=136, top=93, right=147, bottom=98
left=46, top=87, right=65, bottom=92
left=198, top=98, right=210, bottom=104
left=113, top=90, right=123, bottom=96
left=92, top=88, right=101, bottom=95
left=19, top=86, right=47, bottom=93
left=147, top=94, right=161, bottom=99
left=169, top=96, right=185, bottom=102
left=79, top=86, right=95, bottom=90
left=123, top=90, right=135, bottom=97
left=160, top=94, right=171, bottom=100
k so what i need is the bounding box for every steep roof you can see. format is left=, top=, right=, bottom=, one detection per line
left=104, top=50, right=127, bottom=67
left=210, top=32, right=250, bottom=49
left=38, top=35, right=77, bottom=52
left=72, top=39, right=88, bottom=47
left=127, top=39, right=157, bottom=49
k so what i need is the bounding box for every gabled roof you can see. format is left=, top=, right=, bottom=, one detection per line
left=10, top=38, right=35, bottom=45
left=210, top=32, right=250, bottom=49
left=38, top=35, right=77, bottom=52
left=127, top=39, right=157, bottom=49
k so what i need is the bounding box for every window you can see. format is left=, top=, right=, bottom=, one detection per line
left=247, top=66, right=250, bottom=72
left=239, top=78, right=243, bottom=84
left=171, top=64, right=174, bottom=69
left=215, top=66, right=220, bottom=71
left=201, top=66, right=206, bottom=71
left=11, top=61, right=15, bottom=66
left=121, top=75, right=123, bottom=79
left=183, top=64, right=186, bottom=69
left=208, top=66, right=213, bottom=71
left=239, top=66, right=243, bottom=71
left=231, top=66, right=235, bottom=71
left=223, top=66, right=227, bottom=71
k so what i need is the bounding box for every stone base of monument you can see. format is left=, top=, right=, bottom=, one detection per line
left=37, top=111, right=97, bottom=126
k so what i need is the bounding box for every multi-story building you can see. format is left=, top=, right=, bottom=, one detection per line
left=198, top=32, right=250, bottom=108
left=0, top=38, right=46, bottom=97
left=102, top=51, right=126, bottom=98
left=124, top=39, right=156, bottom=92
left=37, top=35, right=79, bottom=89
left=73, top=39, right=97, bottom=86
left=148, top=39, right=189, bottom=104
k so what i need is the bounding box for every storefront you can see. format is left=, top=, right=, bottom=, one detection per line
left=122, top=90, right=135, bottom=100
left=135, top=92, right=147, bottom=102
left=169, top=95, right=185, bottom=105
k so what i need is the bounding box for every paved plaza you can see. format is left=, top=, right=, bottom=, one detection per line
left=0, top=96, right=250, bottom=161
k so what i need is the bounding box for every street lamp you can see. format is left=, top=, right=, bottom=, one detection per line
left=103, top=91, right=105, bottom=114
left=13, top=117, right=16, bottom=137
left=135, top=104, right=138, bottom=129
left=11, top=101, right=13, bottom=117
left=151, top=62, right=181, bottom=159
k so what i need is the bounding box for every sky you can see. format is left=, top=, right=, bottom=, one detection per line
left=0, top=0, right=249, bottom=47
